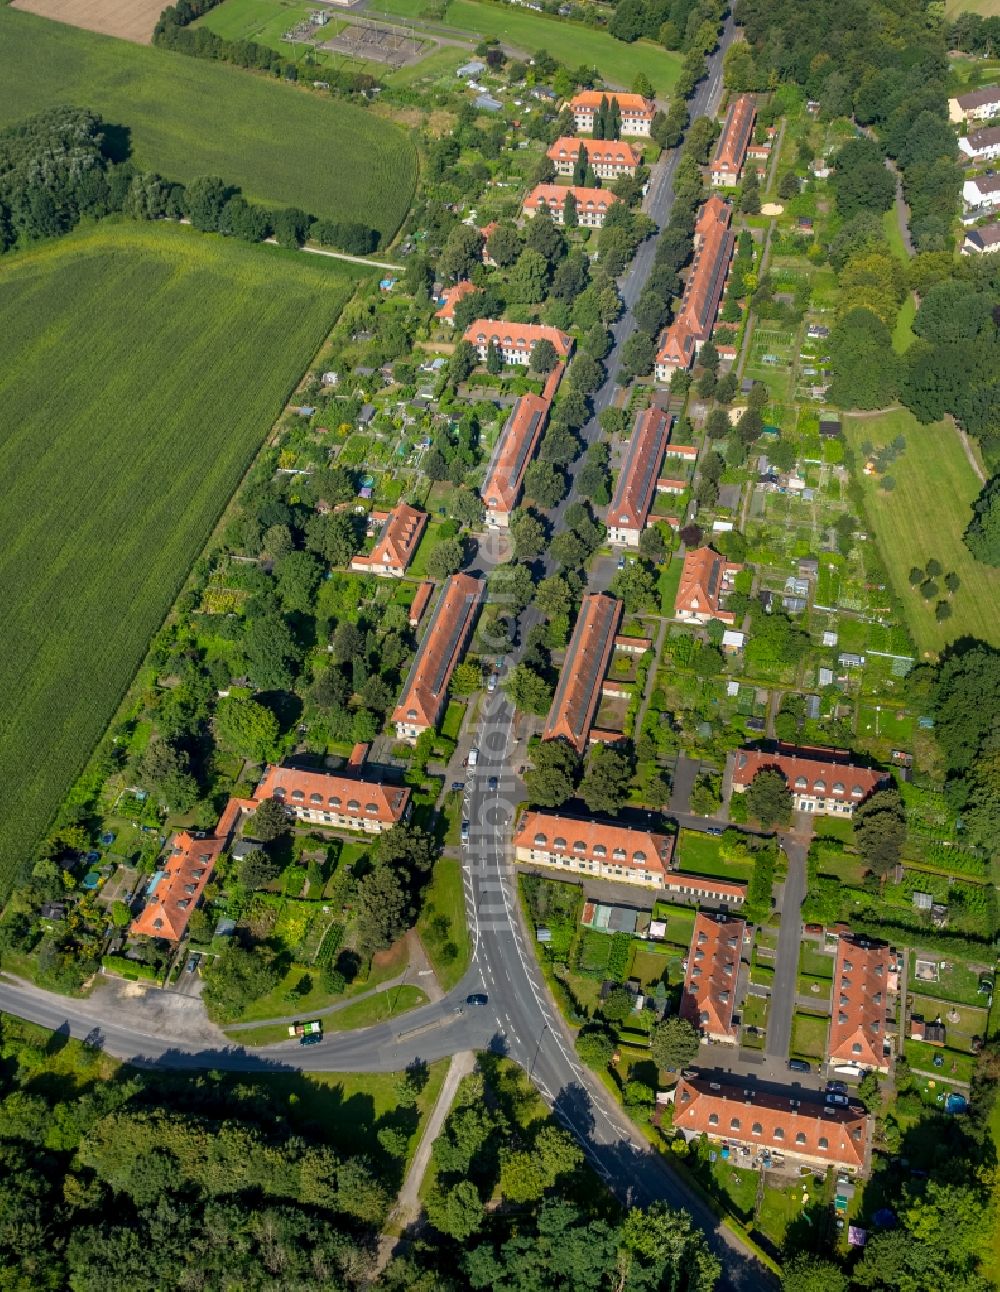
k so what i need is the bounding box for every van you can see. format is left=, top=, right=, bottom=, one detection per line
left=468, top=747, right=479, bottom=767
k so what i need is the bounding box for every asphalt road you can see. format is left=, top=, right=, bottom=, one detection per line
left=765, top=837, right=808, bottom=1062
left=0, top=21, right=773, bottom=1289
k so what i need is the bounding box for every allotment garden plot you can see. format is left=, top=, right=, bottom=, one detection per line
left=0, top=222, right=367, bottom=893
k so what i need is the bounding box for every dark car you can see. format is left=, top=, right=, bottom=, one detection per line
left=466, top=993, right=489, bottom=1007
left=788, top=1058, right=811, bottom=1073
left=452, top=781, right=465, bottom=792
left=300, top=1032, right=323, bottom=1046
left=487, top=776, right=498, bottom=791
left=827, top=1079, right=848, bottom=1094
left=706, top=826, right=723, bottom=836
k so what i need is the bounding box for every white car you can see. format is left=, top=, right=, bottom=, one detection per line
left=487, top=674, right=497, bottom=692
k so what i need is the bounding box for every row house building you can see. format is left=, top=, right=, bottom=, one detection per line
left=568, top=90, right=655, bottom=136
left=542, top=592, right=622, bottom=753
left=463, top=319, right=573, bottom=367
left=393, top=573, right=484, bottom=740
left=730, top=744, right=890, bottom=818
left=709, top=93, right=756, bottom=186
left=513, top=811, right=674, bottom=887
left=606, top=405, right=672, bottom=547
left=523, top=183, right=620, bottom=227
left=350, top=502, right=427, bottom=577
left=655, top=195, right=734, bottom=380
left=480, top=365, right=563, bottom=527
left=546, top=136, right=641, bottom=178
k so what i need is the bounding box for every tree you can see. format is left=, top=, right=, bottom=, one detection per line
left=184, top=175, right=228, bottom=231
left=202, top=941, right=282, bottom=1021
left=506, top=248, right=549, bottom=305
left=272, top=206, right=310, bottom=248
left=601, top=986, right=635, bottom=1022
left=934, top=600, right=952, bottom=622
left=500, top=1126, right=582, bottom=1203
left=829, top=308, right=901, bottom=410
left=486, top=221, right=521, bottom=267
left=611, top=559, right=657, bottom=612
left=485, top=340, right=503, bottom=375
left=619, top=330, right=655, bottom=381
left=524, top=739, right=579, bottom=808
left=505, top=664, right=553, bottom=716
left=509, top=508, right=547, bottom=561
left=744, top=768, right=793, bottom=828
left=237, top=847, right=279, bottom=891
left=580, top=744, right=632, bottom=814
left=782, top=1255, right=848, bottom=1292
left=689, top=772, right=721, bottom=816
left=425, top=1180, right=484, bottom=1241
left=449, top=340, right=478, bottom=386
left=965, top=475, right=1000, bottom=566
left=829, top=137, right=896, bottom=220
left=110, top=900, right=131, bottom=928
left=242, top=613, right=302, bottom=690
left=427, top=537, right=465, bottom=581
left=523, top=460, right=565, bottom=509
left=215, top=696, right=279, bottom=764
left=739, top=167, right=761, bottom=215
left=651, top=1017, right=700, bottom=1071
left=355, top=865, right=409, bottom=957
left=638, top=525, right=667, bottom=565
left=249, top=795, right=290, bottom=842
left=575, top=1027, right=615, bottom=1070
left=530, top=338, right=559, bottom=375
left=439, top=223, right=483, bottom=282
left=853, top=786, right=906, bottom=877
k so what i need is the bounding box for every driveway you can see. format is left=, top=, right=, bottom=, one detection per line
left=670, top=755, right=701, bottom=815
left=765, top=837, right=808, bottom=1062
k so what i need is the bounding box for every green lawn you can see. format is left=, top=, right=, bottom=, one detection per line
left=909, top=994, right=989, bottom=1051
left=0, top=223, right=366, bottom=894
left=892, top=293, right=917, bottom=354
left=372, top=0, right=681, bottom=92
left=675, top=829, right=755, bottom=882
left=844, top=409, right=1000, bottom=653
left=416, top=856, right=471, bottom=991
left=904, top=1039, right=977, bottom=1084
left=0, top=7, right=416, bottom=241
left=790, top=1011, right=828, bottom=1062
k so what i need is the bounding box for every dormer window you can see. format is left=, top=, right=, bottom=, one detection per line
left=310, top=793, right=323, bottom=804
left=818, top=1137, right=829, bottom=1150
left=534, top=833, right=547, bottom=847
left=291, top=790, right=305, bottom=801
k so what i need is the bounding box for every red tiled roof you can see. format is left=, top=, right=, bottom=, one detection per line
left=608, top=405, right=671, bottom=531
left=409, top=579, right=434, bottom=627
left=351, top=502, right=427, bottom=574
left=680, top=911, right=745, bottom=1039
left=674, top=1077, right=869, bottom=1171
left=523, top=183, right=621, bottom=216
left=435, top=280, right=477, bottom=320
left=131, top=796, right=252, bottom=941
left=546, top=136, right=641, bottom=168
left=542, top=593, right=623, bottom=752
left=666, top=872, right=747, bottom=901
left=829, top=932, right=894, bottom=1069
left=570, top=91, right=654, bottom=118
left=657, top=196, right=733, bottom=368
left=481, top=392, right=550, bottom=516
left=393, top=573, right=484, bottom=731
left=674, top=545, right=742, bottom=620
left=514, top=810, right=673, bottom=874
left=254, top=764, right=410, bottom=824
left=463, top=319, right=573, bottom=358
left=731, top=745, right=888, bottom=803
left=710, top=94, right=756, bottom=177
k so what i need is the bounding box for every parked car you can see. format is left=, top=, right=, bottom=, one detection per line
left=616, top=556, right=626, bottom=570
left=487, top=674, right=497, bottom=692
left=300, top=1032, right=323, bottom=1046
left=788, top=1058, right=811, bottom=1073
left=707, top=826, right=723, bottom=836
left=826, top=1093, right=849, bottom=1107
left=185, top=956, right=199, bottom=974
left=827, top=1080, right=848, bottom=1094
left=452, top=781, right=465, bottom=792
left=468, top=747, right=479, bottom=767
left=461, top=821, right=470, bottom=844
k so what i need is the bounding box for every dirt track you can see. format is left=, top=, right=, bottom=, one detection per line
left=12, top=0, right=164, bottom=44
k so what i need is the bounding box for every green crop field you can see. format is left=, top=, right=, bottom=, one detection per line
left=369, top=0, right=681, bottom=92
left=844, top=409, right=1000, bottom=654
left=0, top=7, right=417, bottom=243
left=0, top=222, right=368, bottom=893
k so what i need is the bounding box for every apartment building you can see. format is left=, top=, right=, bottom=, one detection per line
left=463, top=319, right=573, bottom=366
left=513, top=811, right=674, bottom=887
left=673, top=545, right=742, bottom=624
left=606, top=406, right=672, bottom=547
left=828, top=932, right=896, bottom=1074
left=254, top=764, right=410, bottom=834
left=672, top=1077, right=871, bottom=1175
left=523, top=183, right=620, bottom=227
left=710, top=93, right=756, bottom=186
left=569, top=90, right=655, bottom=136
left=655, top=196, right=734, bottom=380
left=542, top=593, right=623, bottom=752
left=546, top=136, right=641, bottom=178
left=392, top=573, right=484, bottom=740
left=680, top=911, right=747, bottom=1043
left=350, top=502, right=427, bottom=577
left=730, top=745, right=890, bottom=817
